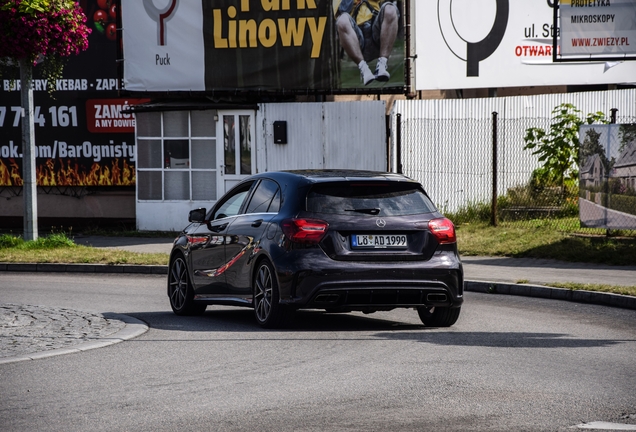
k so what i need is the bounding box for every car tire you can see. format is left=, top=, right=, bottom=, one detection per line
left=168, top=254, right=206, bottom=316
left=253, top=259, right=288, bottom=328
left=417, top=306, right=460, bottom=327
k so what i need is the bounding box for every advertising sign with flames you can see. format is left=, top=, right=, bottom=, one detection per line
left=0, top=0, right=148, bottom=188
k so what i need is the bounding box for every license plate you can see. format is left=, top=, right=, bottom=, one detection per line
left=351, top=234, right=407, bottom=249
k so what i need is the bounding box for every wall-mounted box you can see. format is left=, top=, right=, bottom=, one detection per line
left=273, top=121, right=287, bottom=144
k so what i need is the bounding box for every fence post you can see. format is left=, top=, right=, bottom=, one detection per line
left=491, top=111, right=498, bottom=226
left=396, top=113, right=403, bottom=174
left=606, top=108, right=618, bottom=236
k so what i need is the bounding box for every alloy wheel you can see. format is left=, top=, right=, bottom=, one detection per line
left=254, top=263, right=273, bottom=323
left=169, top=257, right=188, bottom=311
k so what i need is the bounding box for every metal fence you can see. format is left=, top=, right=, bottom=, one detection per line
left=391, top=89, right=636, bottom=234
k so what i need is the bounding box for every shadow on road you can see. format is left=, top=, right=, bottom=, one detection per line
left=373, top=331, right=633, bottom=348
left=127, top=309, right=425, bottom=333
left=121, top=311, right=633, bottom=347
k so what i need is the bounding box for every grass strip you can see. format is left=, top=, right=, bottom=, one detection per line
left=456, top=220, right=636, bottom=266
left=0, top=247, right=168, bottom=265
left=544, top=282, right=636, bottom=298
left=0, top=233, right=168, bottom=265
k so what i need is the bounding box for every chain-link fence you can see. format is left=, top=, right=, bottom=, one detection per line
left=395, top=95, right=636, bottom=236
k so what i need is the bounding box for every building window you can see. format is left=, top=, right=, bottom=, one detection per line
left=136, top=110, right=217, bottom=202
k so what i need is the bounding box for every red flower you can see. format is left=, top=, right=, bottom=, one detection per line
left=0, top=0, right=91, bottom=63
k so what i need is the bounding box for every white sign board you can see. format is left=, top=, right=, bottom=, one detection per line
left=121, top=1, right=205, bottom=92
left=414, top=0, right=636, bottom=90
left=560, top=0, right=636, bottom=57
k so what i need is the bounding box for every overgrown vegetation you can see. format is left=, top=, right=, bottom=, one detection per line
left=446, top=180, right=582, bottom=226
left=523, top=103, right=607, bottom=198
left=0, top=231, right=75, bottom=249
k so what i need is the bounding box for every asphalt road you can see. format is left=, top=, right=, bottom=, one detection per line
left=1, top=272, right=636, bottom=431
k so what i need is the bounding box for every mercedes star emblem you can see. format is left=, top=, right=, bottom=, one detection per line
left=376, top=218, right=386, bottom=228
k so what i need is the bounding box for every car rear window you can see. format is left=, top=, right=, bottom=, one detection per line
left=306, top=182, right=437, bottom=216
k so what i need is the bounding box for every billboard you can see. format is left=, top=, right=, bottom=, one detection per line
left=579, top=123, right=636, bottom=230
left=414, top=0, right=636, bottom=90
left=0, top=0, right=147, bottom=187
left=559, top=0, right=636, bottom=60
left=120, top=0, right=405, bottom=93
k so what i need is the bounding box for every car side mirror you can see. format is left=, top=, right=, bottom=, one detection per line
left=188, top=207, right=207, bottom=223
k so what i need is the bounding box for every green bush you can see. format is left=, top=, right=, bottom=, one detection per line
left=0, top=234, right=24, bottom=248
left=446, top=169, right=580, bottom=224
left=445, top=200, right=492, bottom=224
left=0, top=232, right=76, bottom=249
left=28, top=232, right=75, bottom=249
left=504, top=168, right=578, bottom=209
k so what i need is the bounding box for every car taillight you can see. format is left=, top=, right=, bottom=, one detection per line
left=281, top=218, right=329, bottom=244
left=428, top=218, right=456, bottom=244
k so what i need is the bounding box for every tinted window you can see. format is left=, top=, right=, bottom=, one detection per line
left=307, top=182, right=437, bottom=216
left=245, top=179, right=280, bottom=214
left=212, top=182, right=253, bottom=220
left=268, top=189, right=281, bottom=213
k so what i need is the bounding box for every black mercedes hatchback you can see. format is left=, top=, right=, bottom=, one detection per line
left=168, top=170, right=463, bottom=328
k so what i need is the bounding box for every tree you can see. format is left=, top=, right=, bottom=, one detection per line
left=0, top=0, right=90, bottom=240
left=523, top=103, right=606, bottom=197
left=618, top=123, right=636, bottom=153
left=580, top=127, right=613, bottom=174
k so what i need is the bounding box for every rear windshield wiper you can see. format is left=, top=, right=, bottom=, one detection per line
left=345, top=208, right=381, bottom=215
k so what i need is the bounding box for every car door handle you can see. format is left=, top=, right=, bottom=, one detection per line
left=210, top=223, right=228, bottom=232
left=251, top=219, right=263, bottom=228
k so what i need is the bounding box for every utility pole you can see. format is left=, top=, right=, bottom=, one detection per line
left=19, top=58, right=38, bottom=241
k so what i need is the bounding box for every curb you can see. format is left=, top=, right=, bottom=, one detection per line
left=465, top=281, right=636, bottom=311
left=0, top=313, right=149, bottom=365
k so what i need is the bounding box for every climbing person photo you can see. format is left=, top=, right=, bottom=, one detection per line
left=334, top=0, right=400, bottom=86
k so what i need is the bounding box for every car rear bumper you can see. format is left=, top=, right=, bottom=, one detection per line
left=273, top=249, right=463, bottom=312
left=301, top=279, right=462, bottom=312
